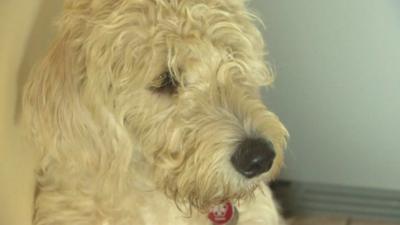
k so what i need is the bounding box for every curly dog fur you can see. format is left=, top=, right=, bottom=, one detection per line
left=22, top=0, right=288, bottom=224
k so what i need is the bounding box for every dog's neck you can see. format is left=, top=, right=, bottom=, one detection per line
left=129, top=152, right=158, bottom=191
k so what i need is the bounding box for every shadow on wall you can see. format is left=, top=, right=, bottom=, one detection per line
left=15, top=0, right=62, bottom=122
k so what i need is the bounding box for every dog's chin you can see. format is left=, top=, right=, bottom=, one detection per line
left=160, top=180, right=253, bottom=213
left=171, top=178, right=267, bottom=213
left=192, top=184, right=261, bottom=213
left=206, top=170, right=279, bottom=208
left=156, top=154, right=282, bottom=212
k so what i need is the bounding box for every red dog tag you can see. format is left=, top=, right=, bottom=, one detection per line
left=208, top=202, right=236, bottom=225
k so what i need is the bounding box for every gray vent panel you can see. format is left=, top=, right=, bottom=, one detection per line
left=274, top=181, right=400, bottom=222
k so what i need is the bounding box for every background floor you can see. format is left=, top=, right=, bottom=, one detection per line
left=289, top=216, right=400, bottom=225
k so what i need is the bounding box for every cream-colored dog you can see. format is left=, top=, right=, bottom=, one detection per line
left=22, top=0, right=288, bottom=224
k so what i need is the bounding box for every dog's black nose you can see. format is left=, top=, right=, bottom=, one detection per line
left=231, top=138, right=276, bottom=178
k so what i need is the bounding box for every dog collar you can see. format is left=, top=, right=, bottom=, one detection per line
left=208, top=202, right=238, bottom=225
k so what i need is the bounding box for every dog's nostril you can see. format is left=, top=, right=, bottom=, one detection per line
left=231, top=138, right=276, bottom=178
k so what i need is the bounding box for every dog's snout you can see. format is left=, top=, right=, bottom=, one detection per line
left=231, top=138, right=276, bottom=178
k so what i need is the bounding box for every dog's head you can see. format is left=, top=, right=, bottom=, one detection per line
left=24, top=0, right=288, bottom=212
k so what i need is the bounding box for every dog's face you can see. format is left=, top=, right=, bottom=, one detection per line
left=105, top=0, right=289, bottom=210
left=33, top=0, right=287, bottom=211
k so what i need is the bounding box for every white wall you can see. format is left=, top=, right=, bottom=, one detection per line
left=250, top=0, right=400, bottom=190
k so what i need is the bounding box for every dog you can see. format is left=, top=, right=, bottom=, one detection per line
left=22, top=0, right=288, bottom=224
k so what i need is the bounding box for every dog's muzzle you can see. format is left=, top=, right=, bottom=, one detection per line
left=231, top=138, right=275, bottom=178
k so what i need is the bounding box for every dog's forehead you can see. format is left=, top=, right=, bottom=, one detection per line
left=153, top=0, right=245, bottom=8
left=149, top=1, right=260, bottom=80
left=69, top=0, right=267, bottom=85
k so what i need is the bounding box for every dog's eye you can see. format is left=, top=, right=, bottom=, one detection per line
left=150, top=71, right=179, bottom=94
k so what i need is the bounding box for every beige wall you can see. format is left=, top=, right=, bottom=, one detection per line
left=0, top=1, right=62, bottom=224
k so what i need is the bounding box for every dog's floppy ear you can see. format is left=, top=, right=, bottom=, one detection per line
left=63, top=0, right=101, bottom=9
left=23, top=33, right=133, bottom=173
left=22, top=36, right=89, bottom=160
left=63, top=0, right=118, bottom=11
